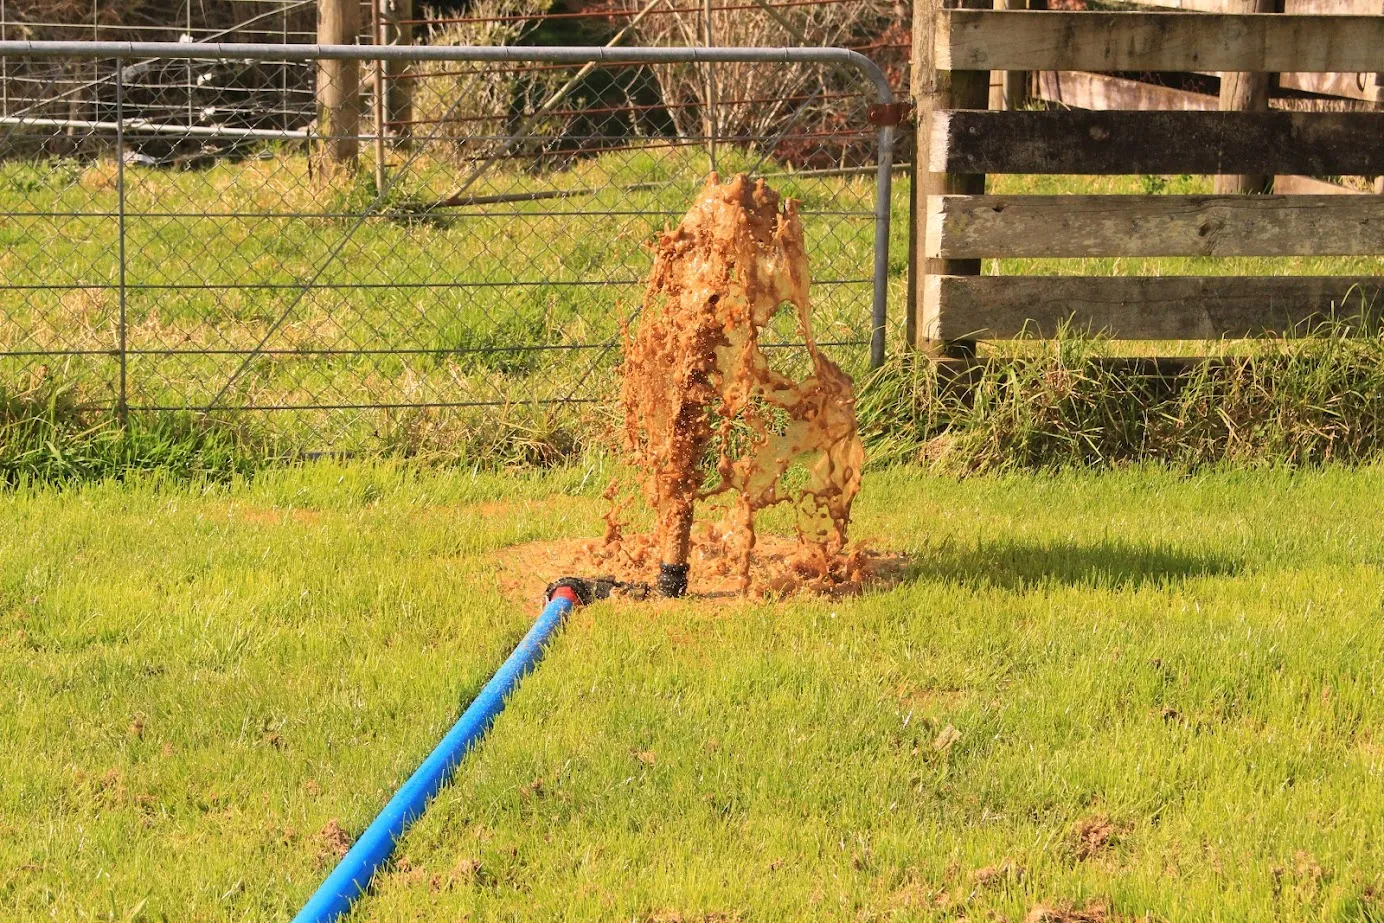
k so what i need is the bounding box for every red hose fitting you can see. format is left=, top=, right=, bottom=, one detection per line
left=548, top=584, right=582, bottom=605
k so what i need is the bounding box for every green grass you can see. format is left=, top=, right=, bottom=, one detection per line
left=6, top=460, right=1384, bottom=920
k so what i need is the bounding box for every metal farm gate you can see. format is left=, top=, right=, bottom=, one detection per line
left=0, top=42, right=897, bottom=449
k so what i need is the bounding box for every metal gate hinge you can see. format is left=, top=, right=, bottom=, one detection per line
left=867, top=102, right=912, bottom=127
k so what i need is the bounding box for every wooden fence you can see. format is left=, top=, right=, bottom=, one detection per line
left=1024, top=0, right=1384, bottom=197
left=910, top=3, right=1384, bottom=352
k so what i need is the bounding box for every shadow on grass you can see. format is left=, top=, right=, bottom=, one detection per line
left=904, top=537, right=1240, bottom=592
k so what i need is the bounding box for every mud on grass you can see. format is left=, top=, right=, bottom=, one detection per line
left=493, top=532, right=909, bottom=603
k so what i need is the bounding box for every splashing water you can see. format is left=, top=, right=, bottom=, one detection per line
left=605, top=173, right=865, bottom=595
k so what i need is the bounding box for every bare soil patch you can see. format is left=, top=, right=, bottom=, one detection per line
left=492, top=531, right=908, bottom=605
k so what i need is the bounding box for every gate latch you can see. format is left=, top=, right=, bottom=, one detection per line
left=867, top=102, right=912, bottom=127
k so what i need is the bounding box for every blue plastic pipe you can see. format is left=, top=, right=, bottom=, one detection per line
left=293, top=591, right=576, bottom=923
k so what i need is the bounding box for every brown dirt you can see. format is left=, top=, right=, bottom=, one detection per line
left=1069, top=815, right=1128, bottom=861
left=931, top=724, right=962, bottom=753
left=972, top=862, right=1022, bottom=887
left=318, top=819, right=352, bottom=860
left=1025, top=902, right=1112, bottom=923
left=493, top=532, right=908, bottom=604
left=449, top=856, right=487, bottom=887
left=612, top=173, right=867, bottom=594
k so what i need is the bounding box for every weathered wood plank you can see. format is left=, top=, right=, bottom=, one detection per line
left=1116, top=0, right=1258, bottom=10
left=1034, top=69, right=1378, bottom=112
left=938, top=11, right=1384, bottom=73
left=1215, top=0, right=1276, bottom=194
left=925, top=275, right=1384, bottom=339
left=1034, top=70, right=1217, bottom=111
left=932, top=110, right=1384, bottom=175
left=1279, top=71, right=1383, bottom=104
left=989, top=0, right=1030, bottom=111
left=1282, top=0, right=1383, bottom=17
left=1278, top=0, right=1383, bottom=103
left=927, top=194, right=1384, bottom=257
left=1272, top=174, right=1362, bottom=194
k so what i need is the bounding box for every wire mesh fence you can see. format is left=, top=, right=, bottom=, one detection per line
left=0, top=42, right=897, bottom=451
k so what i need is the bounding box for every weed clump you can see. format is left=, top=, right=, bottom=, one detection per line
left=858, top=325, right=1384, bottom=472
left=0, top=381, right=260, bottom=486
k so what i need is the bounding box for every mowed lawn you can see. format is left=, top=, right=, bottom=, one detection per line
left=4, top=462, right=1384, bottom=921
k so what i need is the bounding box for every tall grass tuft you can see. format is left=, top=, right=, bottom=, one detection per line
left=858, top=326, right=1384, bottom=473
left=0, top=382, right=262, bottom=486
left=375, top=400, right=610, bottom=469
left=14, top=327, right=1384, bottom=483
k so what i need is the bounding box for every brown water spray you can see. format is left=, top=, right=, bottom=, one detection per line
left=611, top=173, right=865, bottom=595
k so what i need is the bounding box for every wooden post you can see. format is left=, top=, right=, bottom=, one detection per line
left=912, top=0, right=989, bottom=355
left=702, top=0, right=718, bottom=175
left=383, top=0, right=413, bottom=149
left=987, top=0, right=1028, bottom=111
left=905, top=157, right=919, bottom=350
left=371, top=0, right=386, bottom=190
left=317, top=0, right=361, bottom=166
left=1214, top=0, right=1277, bottom=194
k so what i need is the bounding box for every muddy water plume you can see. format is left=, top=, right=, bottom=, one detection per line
left=603, top=173, right=866, bottom=595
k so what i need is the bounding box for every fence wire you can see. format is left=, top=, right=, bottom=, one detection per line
left=0, top=42, right=896, bottom=450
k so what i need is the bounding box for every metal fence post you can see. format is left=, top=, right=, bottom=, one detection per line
left=115, top=58, right=128, bottom=425
left=871, top=110, right=898, bottom=370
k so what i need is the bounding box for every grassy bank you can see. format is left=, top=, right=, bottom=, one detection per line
left=17, top=323, right=1384, bottom=482
left=4, top=461, right=1384, bottom=920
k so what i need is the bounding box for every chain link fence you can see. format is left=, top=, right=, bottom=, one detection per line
left=0, top=41, right=897, bottom=451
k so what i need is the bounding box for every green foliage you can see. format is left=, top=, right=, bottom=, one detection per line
left=375, top=399, right=606, bottom=469
left=0, top=382, right=262, bottom=486
left=859, top=328, right=1384, bottom=473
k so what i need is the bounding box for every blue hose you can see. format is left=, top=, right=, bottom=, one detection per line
left=293, top=592, right=575, bottom=923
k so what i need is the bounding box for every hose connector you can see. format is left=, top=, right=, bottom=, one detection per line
left=545, top=577, right=592, bottom=606
left=657, top=562, right=689, bottom=598
left=545, top=576, right=651, bottom=605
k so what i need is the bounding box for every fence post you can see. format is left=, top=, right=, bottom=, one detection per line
left=115, top=59, right=127, bottom=426
left=912, top=0, right=989, bottom=356
left=1214, top=0, right=1277, bottom=194
left=371, top=0, right=386, bottom=191
left=702, top=0, right=718, bottom=174
left=317, top=0, right=360, bottom=166
left=383, top=0, right=413, bottom=149
left=988, top=0, right=1028, bottom=111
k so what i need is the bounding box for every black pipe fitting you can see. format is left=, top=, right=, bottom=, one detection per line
left=545, top=575, right=651, bottom=605
left=657, top=562, right=689, bottom=598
